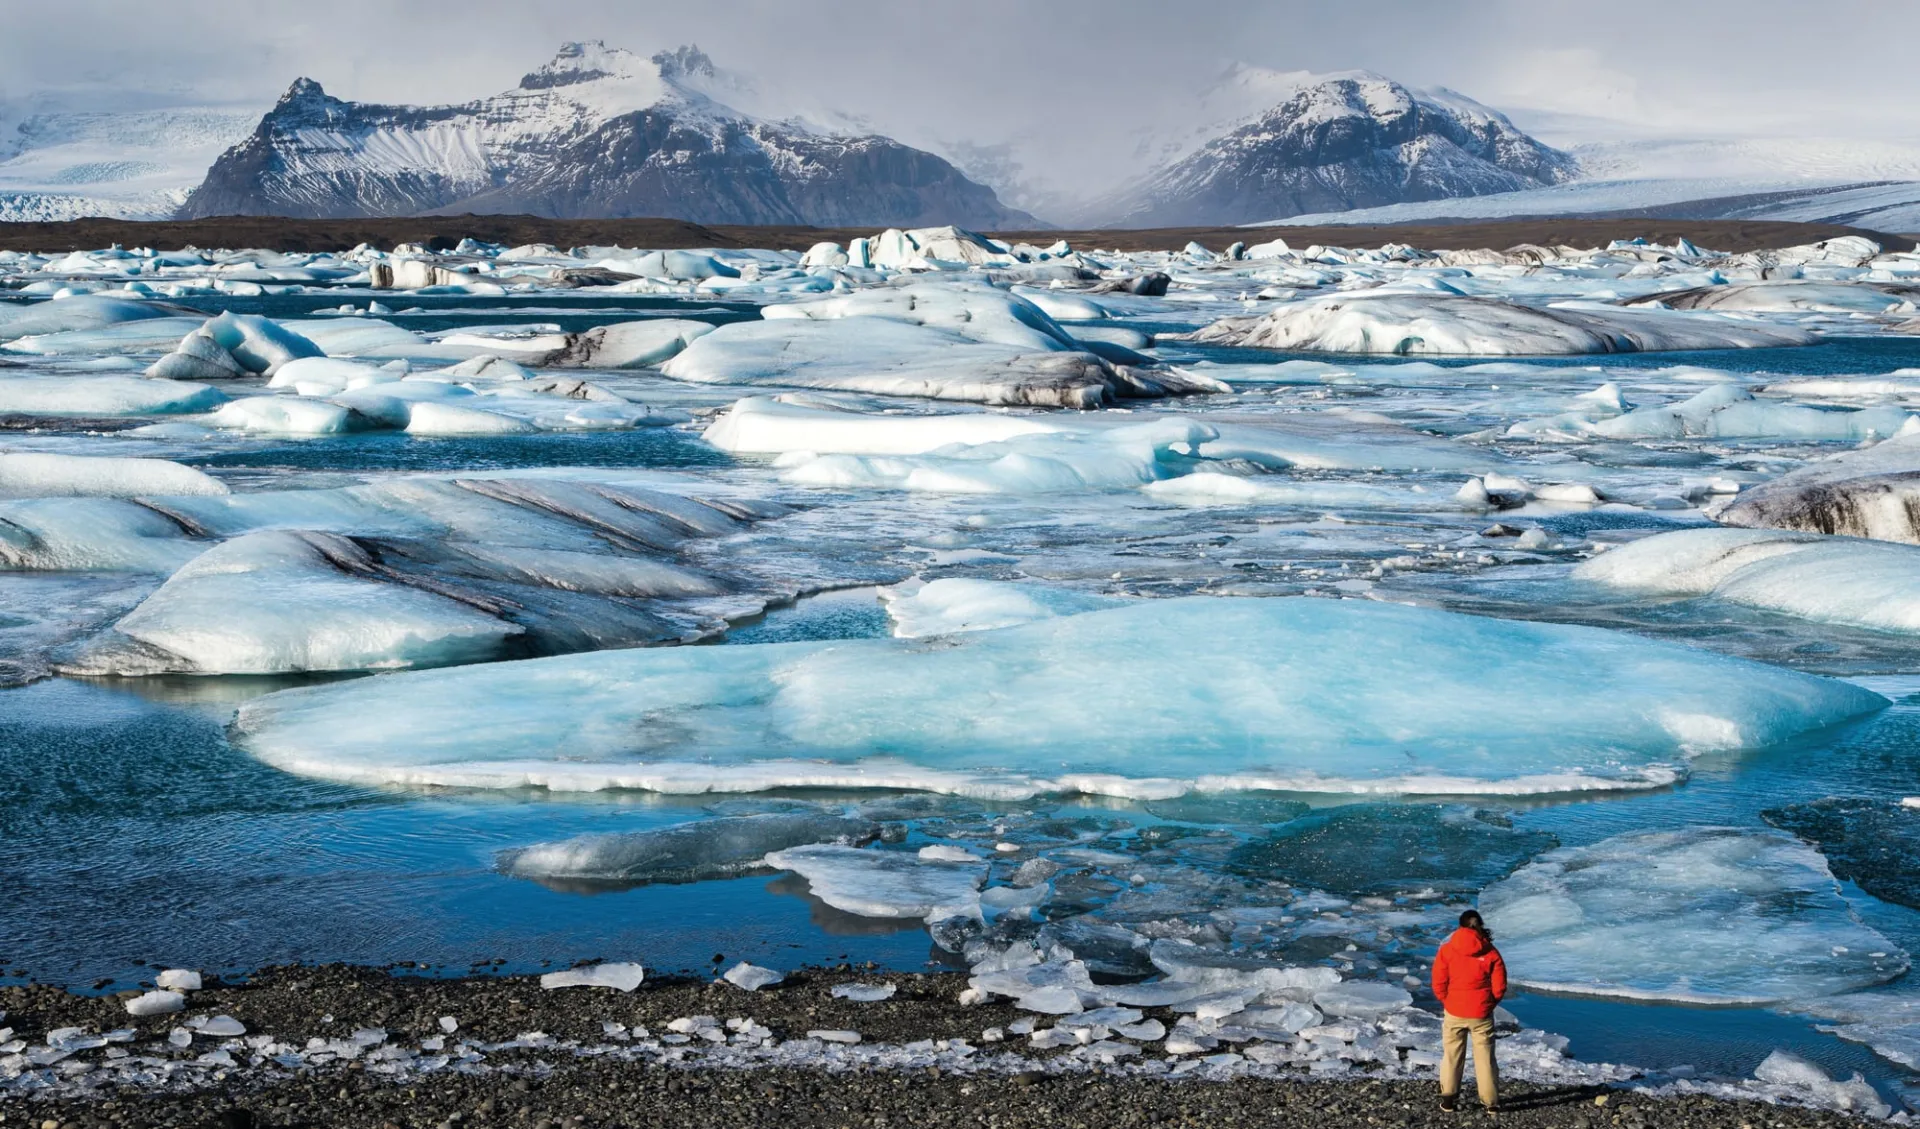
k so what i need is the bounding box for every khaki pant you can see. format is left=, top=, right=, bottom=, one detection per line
left=1440, top=1012, right=1499, bottom=1108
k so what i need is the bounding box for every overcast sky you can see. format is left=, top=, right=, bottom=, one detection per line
left=3, top=0, right=1913, bottom=206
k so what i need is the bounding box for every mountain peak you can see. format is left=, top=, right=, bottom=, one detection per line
left=650, top=45, right=714, bottom=81
left=279, top=77, right=330, bottom=105
left=520, top=41, right=651, bottom=90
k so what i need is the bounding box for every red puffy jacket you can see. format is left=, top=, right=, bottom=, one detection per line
left=1432, top=927, right=1507, bottom=1019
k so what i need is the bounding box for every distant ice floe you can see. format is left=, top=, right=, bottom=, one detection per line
left=1509, top=383, right=1913, bottom=442
left=229, top=597, right=1883, bottom=798
left=0, top=452, right=227, bottom=498
left=881, top=578, right=1123, bottom=638
left=1482, top=827, right=1908, bottom=1004
left=1576, top=526, right=1920, bottom=633
left=1183, top=293, right=1819, bottom=355
left=498, top=812, right=881, bottom=886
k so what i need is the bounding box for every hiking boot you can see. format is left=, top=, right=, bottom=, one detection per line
left=1439, top=1095, right=1458, bottom=1113
left=1483, top=1104, right=1501, bottom=1117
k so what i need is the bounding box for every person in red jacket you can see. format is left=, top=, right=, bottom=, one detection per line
left=1431, top=909, right=1507, bottom=1113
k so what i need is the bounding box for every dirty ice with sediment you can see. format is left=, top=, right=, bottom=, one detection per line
left=11, top=226, right=1920, bottom=1113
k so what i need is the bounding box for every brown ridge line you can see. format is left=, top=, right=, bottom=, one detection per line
left=0, top=214, right=1909, bottom=255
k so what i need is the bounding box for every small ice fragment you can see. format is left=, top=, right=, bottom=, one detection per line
left=438, top=1016, right=459, bottom=1034
left=126, top=990, right=186, bottom=1017
left=809, top=1029, right=861, bottom=1044
left=539, top=961, right=645, bottom=992
left=190, top=1015, right=246, bottom=1038
left=155, top=970, right=202, bottom=992
left=1030, top=1027, right=1080, bottom=1049
left=918, top=844, right=982, bottom=862
left=995, top=842, right=1020, bottom=853
left=981, top=1027, right=1005, bottom=1043
left=167, top=1028, right=192, bottom=1048
left=420, top=1036, right=445, bottom=1051
left=957, top=987, right=986, bottom=1006
left=722, top=962, right=785, bottom=992
left=831, top=983, right=897, bottom=1002
left=1115, top=1019, right=1167, bottom=1041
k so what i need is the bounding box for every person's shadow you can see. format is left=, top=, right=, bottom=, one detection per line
left=1494, top=1084, right=1614, bottom=1111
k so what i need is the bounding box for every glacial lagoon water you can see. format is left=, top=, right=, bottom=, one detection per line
left=10, top=239, right=1920, bottom=1107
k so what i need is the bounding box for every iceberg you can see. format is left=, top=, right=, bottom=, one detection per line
left=229, top=597, right=1885, bottom=798
left=0, top=453, right=227, bottom=499
left=764, top=844, right=986, bottom=921
left=1575, top=526, right=1920, bottom=632
left=0, top=295, right=192, bottom=341
left=1716, top=431, right=1920, bottom=544
left=662, top=317, right=1125, bottom=408
left=0, top=376, right=226, bottom=417
left=1480, top=827, right=1907, bottom=1004
left=1185, top=293, right=1818, bottom=355
left=83, top=530, right=525, bottom=675
left=498, top=813, right=881, bottom=886
left=1580, top=386, right=1910, bottom=442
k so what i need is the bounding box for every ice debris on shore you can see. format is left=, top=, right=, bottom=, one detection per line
left=538, top=962, right=645, bottom=992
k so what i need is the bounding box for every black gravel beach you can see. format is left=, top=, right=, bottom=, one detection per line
left=0, top=965, right=1869, bottom=1129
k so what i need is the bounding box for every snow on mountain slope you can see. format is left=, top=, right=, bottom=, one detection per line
left=1087, top=73, right=1577, bottom=228
left=181, top=42, right=1031, bottom=227
left=0, top=104, right=257, bottom=221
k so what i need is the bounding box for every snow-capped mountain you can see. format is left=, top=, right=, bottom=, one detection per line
left=181, top=42, right=1032, bottom=228
left=0, top=102, right=258, bottom=222
left=1090, top=73, right=1578, bottom=227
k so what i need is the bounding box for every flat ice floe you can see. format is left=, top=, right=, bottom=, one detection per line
left=1480, top=827, right=1907, bottom=1004
left=707, top=396, right=1495, bottom=495
left=881, top=579, right=1122, bottom=637
left=1575, top=526, right=1920, bottom=632
left=1762, top=797, right=1920, bottom=910
left=762, top=844, right=987, bottom=922
left=498, top=812, right=881, bottom=887
left=1184, top=293, right=1818, bottom=355
left=229, top=597, right=1884, bottom=798
left=0, top=452, right=227, bottom=498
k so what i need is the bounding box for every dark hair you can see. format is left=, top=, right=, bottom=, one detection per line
left=1460, top=909, right=1493, bottom=942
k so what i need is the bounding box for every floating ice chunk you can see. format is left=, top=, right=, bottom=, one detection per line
left=752, top=280, right=1071, bottom=350
left=125, top=990, right=185, bottom=1016
left=1312, top=982, right=1414, bottom=1018
left=1482, top=827, right=1908, bottom=1004
left=1576, top=527, right=1920, bottom=633
left=1582, top=385, right=1911, bottom=442
left=499, top=813, right=880, bottom=885
left=918, top=843, right=984, bottom=862
left=778, top=419, right=1218, bottom=494
left=539, top=962, right=645, bottom=992
left=93, top=530, right=522, bottom=674
left=209, top=395, right=364, bottom=435
left=1231, top=804, right=1557, bottom=896
left=807, top=1029, right=861, bottom=1044
left=0, top=453, right=227, bottom=499
left=0, top=295, right=187, bottom=341
left=1636, top=280, right=1912, bottom=315
left=663, top=317, right=1123, bottom=408
left=266, top=356, right=396, bottom=392
left=1186, top=293, right=1818, bottom=355
left=882, top=579, right=1122, bottom=637
left=229, top=598, right=1888, bottom=799
left=703, top=395, right=1061, bottom=455
left=0, top=376, right=226, bottom=416
left=831, top=983, right=896, bottom=1002
left=405, top=401, right=538, bottom=436
left=154, top=969, right=202, bottom=991
left=1144, top=472, right=1475, bottom=512
left=766, top=845, right=985, bottom=921
left=199, top=311, right=323, bottom=374
left=147, top=328, right=248, bottom=381
left=1752, top=1050, right=1890, bottom=1118
left=543, top=319, right=715, bottom=368
left=722, top=962, right=785, bottom=991
left=1716, top=430, right=1920, bottom=544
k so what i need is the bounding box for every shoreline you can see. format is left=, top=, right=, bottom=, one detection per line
left=0, top=964, right=1880, bottom=1128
